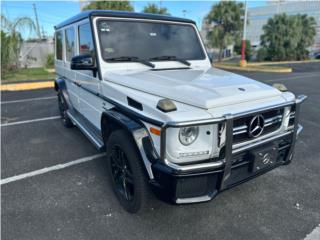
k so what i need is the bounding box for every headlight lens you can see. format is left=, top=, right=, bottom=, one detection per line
left=179, top=126, right=199, bottom=145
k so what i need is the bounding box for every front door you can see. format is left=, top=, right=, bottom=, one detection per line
left=76, top=22, right=103, bottom=130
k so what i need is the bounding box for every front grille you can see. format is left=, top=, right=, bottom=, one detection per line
left=288, top=105, right=296, bottom=127
left=233, top=109, right=284, bottom=144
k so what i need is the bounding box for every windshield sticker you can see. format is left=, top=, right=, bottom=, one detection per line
left=105, top=48, right=114, bottom=53
left=99, top=22, right=110, bottom=32
left=149, top=32, right=157, bottom=37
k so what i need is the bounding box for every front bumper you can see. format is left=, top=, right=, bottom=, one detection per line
left=151, top=132, right=294, bottom=203
left=149, top=95, right=307, bottom=204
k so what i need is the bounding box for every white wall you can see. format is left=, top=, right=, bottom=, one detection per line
left=19, top=39, right=54, bottom=68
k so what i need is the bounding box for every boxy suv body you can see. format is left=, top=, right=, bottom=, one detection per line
left=54, top=10, right=306, bottom=213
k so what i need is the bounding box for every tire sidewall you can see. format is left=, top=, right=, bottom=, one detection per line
left=106, top=130, right=147, bottom=213
left=57, top=91, right=73, bottom=128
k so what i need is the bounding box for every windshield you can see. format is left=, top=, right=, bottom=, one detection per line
left=97, top=20, right=206, bottom=62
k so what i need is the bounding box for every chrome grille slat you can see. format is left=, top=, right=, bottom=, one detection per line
left=233, top=114, right=282, bottom=134
left=289, top=113, right=295, bottom=119
left=232, top=110, right=284, bottom=143
left=233, top=129, right=247, bottom=135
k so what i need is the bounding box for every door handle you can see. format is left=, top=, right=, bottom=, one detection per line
left=73, top=81, right=81, bottom=87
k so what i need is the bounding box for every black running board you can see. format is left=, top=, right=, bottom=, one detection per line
left=67, top=110, right=104, bottom=151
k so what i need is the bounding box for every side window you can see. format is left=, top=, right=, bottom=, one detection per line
left=65, top=27, right=75, bottom=62
left=55, top=31, right=63, bottom=60
left=78, top=23, right=95, bottom=57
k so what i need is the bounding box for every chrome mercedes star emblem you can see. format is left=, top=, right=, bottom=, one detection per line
left=248, top=114, right=265, bottom=138
left=262, top=153, right=271, bottom=164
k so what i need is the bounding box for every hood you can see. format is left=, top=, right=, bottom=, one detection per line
left=104, top=67, right=282, bottom=109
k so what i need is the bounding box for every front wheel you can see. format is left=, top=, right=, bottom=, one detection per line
left=57, top=91, right=73, bottom=128
left=106, top=130, right=149, bottom=213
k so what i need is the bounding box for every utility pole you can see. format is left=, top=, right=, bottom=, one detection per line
left=32, top=3, right=41, bottom=40
left=240, top=0, right=248, bottom=67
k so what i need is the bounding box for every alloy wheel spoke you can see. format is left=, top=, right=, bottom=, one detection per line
left=110, top=146, right=134, bottom=202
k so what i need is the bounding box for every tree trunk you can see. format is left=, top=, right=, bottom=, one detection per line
left=218, top=46, right=223, bottom=62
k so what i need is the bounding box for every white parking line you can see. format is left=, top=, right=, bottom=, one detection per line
left=304, top=224, right=320, bottom=240
left=1, top=96, right=56, bottom=104
left=0, top=153, right=106, bottom=185
left=1, top=116, right=61, bottom=127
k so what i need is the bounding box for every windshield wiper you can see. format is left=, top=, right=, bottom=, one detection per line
left=105, top=56, right=155, bottom=68
left=149, top=55, right=191, bottom=66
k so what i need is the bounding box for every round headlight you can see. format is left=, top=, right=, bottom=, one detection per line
left=179, top=126, right=199, bottom=146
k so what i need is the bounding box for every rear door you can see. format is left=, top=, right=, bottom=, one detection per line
left=63, top=26, right=79, bottom=110
left=55, top=28, right=79, bottom=110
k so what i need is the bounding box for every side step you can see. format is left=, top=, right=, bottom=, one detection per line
left=67, top=110, right=105, bottom=151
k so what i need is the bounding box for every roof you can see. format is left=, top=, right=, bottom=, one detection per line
left=55, top=10, right=196, bottom=29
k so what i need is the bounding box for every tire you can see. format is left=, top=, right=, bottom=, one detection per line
left=106, top=129, right=149, bottom=213
left=57, top=90, right=73, bottom=128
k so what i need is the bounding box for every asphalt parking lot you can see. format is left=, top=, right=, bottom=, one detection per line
left=1, top=63, right=320, bottom=240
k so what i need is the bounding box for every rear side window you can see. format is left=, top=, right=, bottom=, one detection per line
left=55, top=31, right=63, bottom=60
left=65, top=27, right=75, bottom=62
left=78, top=23, right=95, bottom=57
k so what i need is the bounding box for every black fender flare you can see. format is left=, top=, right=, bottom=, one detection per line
left=101, top=109, right=157, bottom=179
left=54, top=77, right=67, bottom=91
left=54, top=77, right=72, bottom=110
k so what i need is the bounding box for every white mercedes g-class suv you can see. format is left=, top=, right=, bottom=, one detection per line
left=54, top=10, right=306, bottom=213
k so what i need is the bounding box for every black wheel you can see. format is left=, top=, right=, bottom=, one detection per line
left=57, top=90, right=73, bottom=128
left=106, top=130, right=149, bottom=213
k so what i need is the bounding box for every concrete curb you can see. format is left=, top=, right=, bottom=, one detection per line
left=213, top=63, right=292, bottom=73
left=1, top=79, right=54, bottom=85
left=0, top=81, right=54, bottom=91
left=248, top=59, right=320, bottom=66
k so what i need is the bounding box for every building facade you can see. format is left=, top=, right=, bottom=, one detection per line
left=247, top=0, right=320, bottom=52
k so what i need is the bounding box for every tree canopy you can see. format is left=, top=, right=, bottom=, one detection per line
left=142, top=3, right=170, bottom=15
left=260, top=13, right=316, bottom=61
left=205, top=1, right=244, bottom=61
left=83, top=0, right=134, bottom=11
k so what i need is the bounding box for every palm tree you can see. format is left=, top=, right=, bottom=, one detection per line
left=82, top=1, right=134, bottom=11
left=142, top=3, right=170, bottom=15
left=1, top=15, right=35, bottom=70
left=260, top=14, right=316, bottom=61
left=296, top=14, right=316, bottom=60
left=205, top=1, right=244, bottom=61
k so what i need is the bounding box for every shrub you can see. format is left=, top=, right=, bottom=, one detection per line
left=257, top=48, right=269, bottom=62
left=46, top=53, right=54, bottom=68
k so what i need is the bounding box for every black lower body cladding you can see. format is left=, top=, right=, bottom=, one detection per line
left=150, top=134, right=293, bottom=204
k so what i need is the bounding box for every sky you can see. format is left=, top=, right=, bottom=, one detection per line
left=1, top=0, right=267, bottom=39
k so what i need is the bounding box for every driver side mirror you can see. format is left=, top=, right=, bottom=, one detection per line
left=71, top=54, right=98, bottom=77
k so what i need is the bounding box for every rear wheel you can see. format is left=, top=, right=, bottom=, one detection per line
left=106, top=130, right=149, bottom=213
left=57, top=91, right=73, bottom=128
